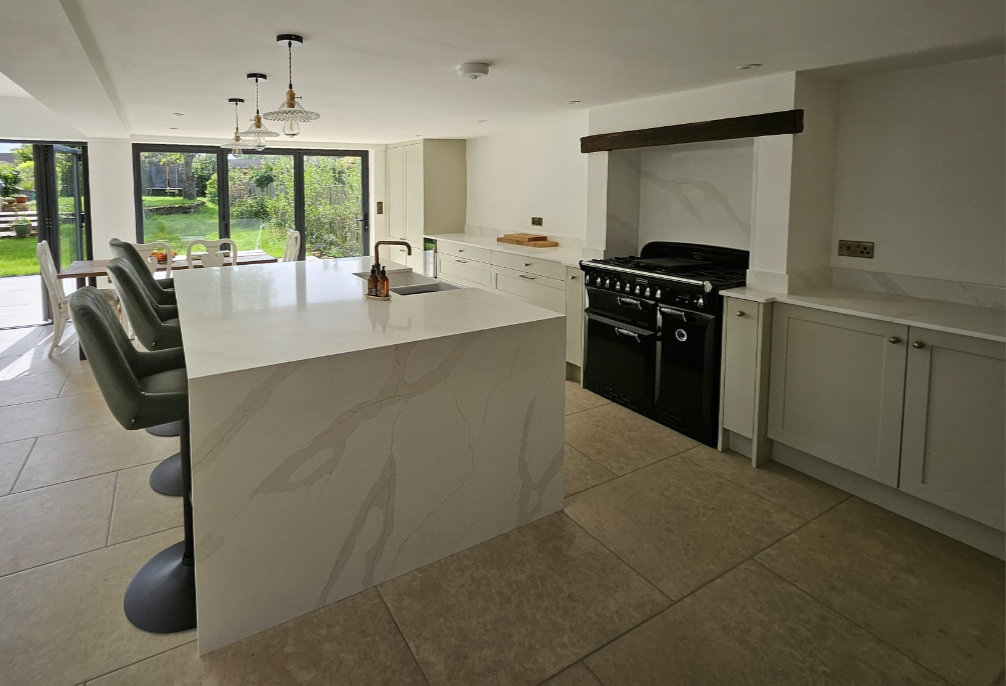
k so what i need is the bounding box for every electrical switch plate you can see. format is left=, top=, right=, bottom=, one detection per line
left=376, top=201, right=383, bottom=214
left=531, top=217, right=543, bottom=226
left=838, top=240, right=874, bottom=258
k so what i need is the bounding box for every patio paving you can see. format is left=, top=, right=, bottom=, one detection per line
left=0, top=275, right=46, bottom=328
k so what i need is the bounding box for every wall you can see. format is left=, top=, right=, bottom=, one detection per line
left=831, top=55, right=1005, bottom=287
left=86, top=138, right=134, bottom=258
left=465, top=111, right=588, bottom=240
left=0, top=96, right=82, bottom=140
left=637, top=139, right=754, bottom=251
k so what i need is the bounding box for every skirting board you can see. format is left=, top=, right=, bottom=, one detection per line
left=772, top=442, right=1004, bottom=560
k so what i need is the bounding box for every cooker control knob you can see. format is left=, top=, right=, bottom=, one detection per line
left=696, top=295, right=705, bottom=309
left=635, top=285, right=642, bottom=295
left=644, top=287, right=651, bottom=298
left=654, top=289, right=662, bottom=301
left=603, top=277, right=611, bottom=288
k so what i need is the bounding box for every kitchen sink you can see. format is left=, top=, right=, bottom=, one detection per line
left=391, top=282, right=460, bottom=296
left=353, top=268, right=459, bottom=295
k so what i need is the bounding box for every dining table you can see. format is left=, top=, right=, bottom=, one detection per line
left=58, top=249, right=279, bottom=288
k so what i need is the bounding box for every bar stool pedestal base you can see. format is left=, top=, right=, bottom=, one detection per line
left=148, top=453, right=182, bottom=496
left=146, top=421, right=181, bottom=437
left=124, top=540, right=196, bottom=633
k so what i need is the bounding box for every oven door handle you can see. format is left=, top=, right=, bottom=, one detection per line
left=617, top=296, right=644, bottom=310
left=613, top=327, right=642, bottom=342
left=658, top=306, right=688, bottom=323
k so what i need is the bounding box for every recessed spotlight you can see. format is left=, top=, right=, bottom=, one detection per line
left=172, top=112, right=186, bottom=116
left=458, top=62, right=490, bottom=80
left=736, top=63, right=762, bottom=70
left=477, top=119, right=488, bottom=124
left=567, top=100, right=581, bottom=105
left=168, top=127, right=179, bottom=130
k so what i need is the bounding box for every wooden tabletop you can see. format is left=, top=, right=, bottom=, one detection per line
left=59, top=250, right=279, bottom=279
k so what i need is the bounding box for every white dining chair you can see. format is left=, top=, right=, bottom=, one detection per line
left=282, top=230, right=301, bottom=262
left=131, top=241, right=174, bottom=277
left=185, top=238, right=238, bottom=268
left=37, top=240, right=121, bottom=356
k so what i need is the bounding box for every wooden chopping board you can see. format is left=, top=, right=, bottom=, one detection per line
left=497, top=232, right=559, bottom=248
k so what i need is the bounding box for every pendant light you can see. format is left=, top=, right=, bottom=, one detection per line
left=262, top=34, right=320, bottom=137
left=220, top=98, right=255, bottom=157
left=239, top=73, right=278, bottom=151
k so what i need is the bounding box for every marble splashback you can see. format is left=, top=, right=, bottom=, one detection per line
left=189, top=318, right=565, bottom=654
left=832, top=268, right=1006, bottom=310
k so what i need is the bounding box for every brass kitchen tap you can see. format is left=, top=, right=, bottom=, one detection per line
left=373, top=241, right=412, bottom=268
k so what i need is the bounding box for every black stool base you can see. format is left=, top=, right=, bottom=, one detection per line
left=149, top=453, right=182, bottom=496
left=146, top=421, right=181, bottom=437
left=124, top=540, right=196, bottom=633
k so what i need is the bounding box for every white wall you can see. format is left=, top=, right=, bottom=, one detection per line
left=637, top=139, right=754, bottom=251
left=0, top=96, right=81, bottom=140
left=465, top=111, right=588, bottom=240
left=831, top=55, right=1005, bottom=286
left=86, top=138, right=134, bottom=258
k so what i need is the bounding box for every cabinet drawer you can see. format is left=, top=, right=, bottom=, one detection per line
left=438, top=255, right=491, bottom=288
left=491, top=251, right=566, bottom=280
left=491, top=266, right=565, bottom=313
left=437, top=240, right=491, bottom=263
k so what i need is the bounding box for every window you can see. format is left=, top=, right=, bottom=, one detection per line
left=132, top=145, right=369, bottom=258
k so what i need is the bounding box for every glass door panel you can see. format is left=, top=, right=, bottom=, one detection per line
left=304, top=154, right=366, bottom=258
left=137, top=151, right=220, bottom=253
left=54, top=145, right=85, bottom=270
left=227, top=153, right=294, bottom=258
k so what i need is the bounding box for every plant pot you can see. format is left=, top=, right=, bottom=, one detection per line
left=13, top=196, right=28, bottom=203
left=13, top=223, right=31, bottom=238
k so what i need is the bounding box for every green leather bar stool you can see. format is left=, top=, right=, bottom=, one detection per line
left=107, top=257, right=183, bottom=351
left=109, top=240, right=181, bottom=439
left=69, top=287, right=195, bottom=633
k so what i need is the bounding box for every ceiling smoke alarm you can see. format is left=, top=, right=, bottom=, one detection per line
left=458, top=62, right=490, bottom=80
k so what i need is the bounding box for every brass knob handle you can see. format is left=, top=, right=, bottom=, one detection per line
left=458, top=248, right=464, bottom=252
left=570, top=275, right=577, bottom=280
left=888, top=336, right=901, bottom=344
left=524, top=262, right=532, bottom=267
left=912, top=341, right=926, bottom=349
left=736, top=310, right=745, bottom=317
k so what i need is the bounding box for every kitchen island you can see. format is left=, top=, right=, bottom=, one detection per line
left=173, top=257, right=565, bottom=653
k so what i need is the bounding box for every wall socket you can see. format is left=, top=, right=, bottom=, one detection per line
left=838, top=240, right=875, bottom=258
left=531, top=217, right=543, bottom=227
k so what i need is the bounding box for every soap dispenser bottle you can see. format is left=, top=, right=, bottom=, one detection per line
left=367, top=265, right=379, bottom=296
left=379, top=266, right=390, bottom=297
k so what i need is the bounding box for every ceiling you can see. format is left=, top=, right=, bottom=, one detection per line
left=2, top=0, right=1003, bottom=143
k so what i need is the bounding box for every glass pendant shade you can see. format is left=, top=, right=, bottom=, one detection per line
left=261, top=36, right=320, bottom=136
left=239, top=75, right=279, bottom=147
left=220, top=98, right=255, bottom=156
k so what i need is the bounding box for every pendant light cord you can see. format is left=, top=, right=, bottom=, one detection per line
left=255, top=77, right=260, bottom=114
left=234, top=101, right=239, bottom=130
left=287, top=40, right=294, bottom=90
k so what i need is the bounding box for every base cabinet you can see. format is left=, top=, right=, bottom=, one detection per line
left=565, top=267, right=584, bottom=367
left=900, top=328, right=1005, bottom=529
left=720, top=297, right=772, bottom=464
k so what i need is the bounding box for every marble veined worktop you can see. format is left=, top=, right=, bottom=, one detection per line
left=173, top=256, right=564, bottom=379
left=174, top=256, right=566, bottom=654
left=426, top=232, right=603, bottom=268
left=723, top=286, right=1005, bottom=343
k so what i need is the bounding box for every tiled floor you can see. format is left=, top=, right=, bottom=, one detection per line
left=0, top=324, right=1002, bottom=685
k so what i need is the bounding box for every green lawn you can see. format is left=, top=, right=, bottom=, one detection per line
left=141, top=199, right=286, bottom=257
left=0, top=237, right=39, bottom=277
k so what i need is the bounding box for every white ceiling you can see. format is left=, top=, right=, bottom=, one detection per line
left=2, top=0, right=1004, bottom=142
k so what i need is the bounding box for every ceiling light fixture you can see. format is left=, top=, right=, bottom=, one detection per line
left=736, top=63, right=763, bottom=70
left=240, top=73, right=279, bottom=151
left=567, top=100, right=581, bottom=105
left=220, top=98, right=255, bottom=157
left=458, top=62, right=490, bottom=80
left=172, top=112, right=186, bottom=117
left=262, top=34, right=320, bottom=137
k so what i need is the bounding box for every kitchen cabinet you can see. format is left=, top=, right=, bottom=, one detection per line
left=491, top=265, right=565, bottom=313
left=899, top=328, right=1004, bottom=529
left=768, top=304, right=907, bottom=486
left=565, top=267, right=584, bottom=367
left=719, top=297, right=772, bottom=465
left=384, top=139, right=466, bottom=272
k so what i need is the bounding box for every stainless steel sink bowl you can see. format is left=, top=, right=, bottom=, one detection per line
left=391, top=282, right=460, bottom=296
left=353, top=269, right=459, bottom=295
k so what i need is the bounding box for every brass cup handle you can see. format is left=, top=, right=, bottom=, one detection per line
left=736, top=311, right=745, bottom=317
left=888, top=336, right=901, bottom=344
left=912, top=341, right=926, bottom=349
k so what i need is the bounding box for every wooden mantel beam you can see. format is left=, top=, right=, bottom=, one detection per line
left=580, top=109, right=804, bottom=154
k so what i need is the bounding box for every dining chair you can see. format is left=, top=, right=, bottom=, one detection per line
left=131, top=241, right=174, bottom=277
left=109, top=238, right=176, bottom=304
left=282, top=230, right=301, bottom=262
left=68, top=286, right=195, bottom=633
left=37, top=240, right=121, bottom=356
left=185, top=238, right=238, bottom=268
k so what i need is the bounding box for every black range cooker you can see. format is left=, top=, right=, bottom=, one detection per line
left=579, top=242, right=749, bottom=446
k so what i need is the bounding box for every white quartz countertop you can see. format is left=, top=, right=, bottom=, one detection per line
left=425, top=232, right=602, bottom=268
left=174, top=256, right=564, bottom=380
left=722, top=286, right=1005, bottom=343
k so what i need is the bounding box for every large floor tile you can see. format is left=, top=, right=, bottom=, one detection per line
left=541, top=663, right=602, bottom=685
left=0, top=391, right=115, bottom=444
left=563, top=443, right=616, bottom=496
left=585, top=561, right=944, bottom=685
left=0, top=437, right=33, bottom=495
left=86, top=589, right=426, bottom=686
left=565, top=380, right=608, bottom=415
left=379, top=513, right=668, bottom=686
left=0, top=473, right=116, bottom=577
left=14, top=423, right=170, bottom=492
left=107, top=462, right=182, bottom=545
left=0, top=371, right=71, bottom=407
left=758, top=498, right=1004, bottom=685
left=565, top=457, right=804, bottom=599
left=565, top=403, right=697, bottom=474
left=0, top=528, right=193, bottom=686
left=681, top=444, right=849, bottom=520
left=59, top=366, right=100, bottom=397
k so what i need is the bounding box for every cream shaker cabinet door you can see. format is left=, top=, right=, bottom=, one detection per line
left=721, top=298, right=760, bottom=438
left=565, top=267, right=584, bottom=366
left=899, top=329, right=1005, bottom=529
left=768, top=304, right=908, bottom=486
left=386, top=146, right=407, bottom=242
